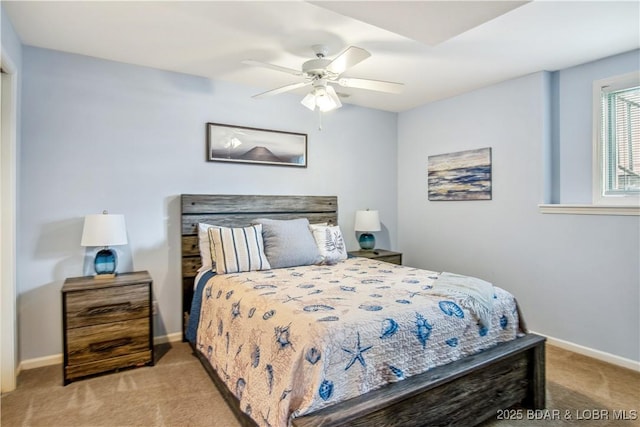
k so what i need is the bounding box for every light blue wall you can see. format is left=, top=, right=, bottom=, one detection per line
left=552, top=49, right=640, bottom=203
left=398, top=61, right=640, bottom=363
left=19, top=46, right=398, bottom=360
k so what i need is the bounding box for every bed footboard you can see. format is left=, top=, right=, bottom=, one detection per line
left=191, top=333, right=545, bottom=427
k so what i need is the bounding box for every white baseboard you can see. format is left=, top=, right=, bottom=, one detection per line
left=20, top=331, right=639, bottom=374
left=153, top=332, right=183, bottom=345
left=17, top=332, right=184, bottom=374
left=531, top=330, right=640, bottom=373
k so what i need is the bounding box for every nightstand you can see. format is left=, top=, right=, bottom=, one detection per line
left=62, top=271, right=154, bottom=385
left=348, top=249, right=402, bottom=265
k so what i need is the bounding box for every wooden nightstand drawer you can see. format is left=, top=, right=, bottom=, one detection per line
left=65, top=283, right=149, bottom=329
left=65, top=351, right=152, bottom=381
left=67, top=317, right=151, bottom=365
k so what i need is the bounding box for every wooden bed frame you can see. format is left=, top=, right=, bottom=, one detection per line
left=181, top=194, right=546, bottom=427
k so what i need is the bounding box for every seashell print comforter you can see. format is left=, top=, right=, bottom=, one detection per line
left=194, top=257, right=521, bottom=427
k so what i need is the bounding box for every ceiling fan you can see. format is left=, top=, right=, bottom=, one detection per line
left=243, top=45, right=404, bottom=112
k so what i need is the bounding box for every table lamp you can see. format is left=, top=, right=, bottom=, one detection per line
left=354, top=209, right=381, bottom=250
left=81, top=211, right=128, bottom=278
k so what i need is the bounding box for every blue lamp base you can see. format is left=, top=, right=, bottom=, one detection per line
left=358, top=233, right=375, bottom=250
left=94, top=247, right=117, bottom=278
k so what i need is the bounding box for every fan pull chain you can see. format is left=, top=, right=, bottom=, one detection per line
left=317, top=108, right=323, bottom=131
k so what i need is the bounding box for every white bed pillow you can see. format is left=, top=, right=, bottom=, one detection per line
left=311, top=225, right=348, bottom=264
left=208, top=224, right=271, bottom=274
left=252, top=218, right=322, bottom=268
left=198, top=223, right=218, bottom=271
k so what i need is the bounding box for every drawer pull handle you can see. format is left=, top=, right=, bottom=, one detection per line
left=85, top=302, right=135, bottom=316
left=90, top=337, right=133, bottom=353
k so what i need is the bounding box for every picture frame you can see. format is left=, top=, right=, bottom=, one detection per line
left=207, top=122, right=307, bottom=167
left=427, top=147, right=492, bottom=201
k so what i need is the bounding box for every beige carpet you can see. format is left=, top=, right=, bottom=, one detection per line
left=1, top=343, right=638, bottom=427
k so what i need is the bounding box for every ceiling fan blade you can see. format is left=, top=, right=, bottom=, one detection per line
left=252, top=81, right=311, bottom=99
left=325, top=46, right=371, bottom=74
left=242, top=59, right=303, bottom=77
left=337, top=77, right=404, bottom=94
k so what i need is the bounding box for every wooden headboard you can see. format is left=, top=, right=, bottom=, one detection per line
left=180, top=194, right=338, bottom=337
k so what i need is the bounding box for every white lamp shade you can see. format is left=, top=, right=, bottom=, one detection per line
left=81, top=214, right=128, bottom=247
left=354, top=210, right=381, bottom=232
left=300, top=85, right=342, bottom=112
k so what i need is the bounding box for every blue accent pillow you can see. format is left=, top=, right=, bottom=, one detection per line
left=252, top=218, right=322, bottom=268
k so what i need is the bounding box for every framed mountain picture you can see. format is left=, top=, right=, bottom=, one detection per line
left=207, top=122, right=307, bottom=167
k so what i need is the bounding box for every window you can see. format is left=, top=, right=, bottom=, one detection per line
left=593, top=72, right=640, bottom=206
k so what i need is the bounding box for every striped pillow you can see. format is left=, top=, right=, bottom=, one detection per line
left=208, top=224, right=271, bottom=274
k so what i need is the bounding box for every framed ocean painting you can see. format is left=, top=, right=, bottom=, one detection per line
left=428, top=147, right=492, bottom=201
left=207, top=123, right=307, bottom=167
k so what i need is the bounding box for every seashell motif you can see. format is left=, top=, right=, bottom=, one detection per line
left=415, top=313, right=433, bottom=348
left=297, top=283, right=315, bottom=288
left=274, top=324, right=292, bottom=349
left=439, top=301, right=464, bottom=318
left=205, top=285, right=212, bottom=299
left=235, top=378, right=246, bottom=400
left=308, top=289, right=323, bottom=295
left=389, top=365, right=405, bottom=379
left=225, top=290, right=234, bottom=300
left=317, top=316, right=340, bottom=322
left=303, top=304, right=335, bottom=312
left=500, top=315, right=508, bottom=329
left=445, top=337, right=459, bottom=347
left=305, top=347, right=321, bottom=364
left=263, top=310, right=276, bottom=320
left=361, top=279, right=383, bottom=284
left=231, top=301, right=241, bottom=318
left=396, top=299, right=411, bottom=304
left=318, top=380, right=334, bottom=401
left=207, top=345, right=213, bottom=358
left=340, top=285, right=356, bottom=292
left=359, top=304, right=383, bottom=311
left=254, top=284, right=277, bottom=289
left=216, top=289, right=222, bottom=299
left=218, top=319, right=223, bottom=336
left=280, top=389, right=292, bottom=401
left=266, top=364, right=274, bottom=394
left=244, top=405, right=252, bottom=417
left=251, top=345, right=260, bottom=368
left=248, top=307, right=256, bottom=318
left=380, top=318, right=398, bottom=339
left=478, top=324, right=488, bottom=336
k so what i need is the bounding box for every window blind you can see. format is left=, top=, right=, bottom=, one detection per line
left=602, top=85, right=640, bottom=195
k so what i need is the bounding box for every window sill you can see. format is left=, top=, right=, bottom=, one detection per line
left=538, top=204, right=639, bottom=216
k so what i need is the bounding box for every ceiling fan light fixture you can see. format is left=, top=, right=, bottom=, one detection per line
left=318, top=85, right=341, bottom=112
left=300, top=84, right=342, bottom=112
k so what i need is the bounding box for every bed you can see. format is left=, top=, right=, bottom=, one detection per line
left=181, top=194, right=545, bottom=427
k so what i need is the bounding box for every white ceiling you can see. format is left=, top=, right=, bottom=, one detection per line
left=4, top=1, right=639, bottom=112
